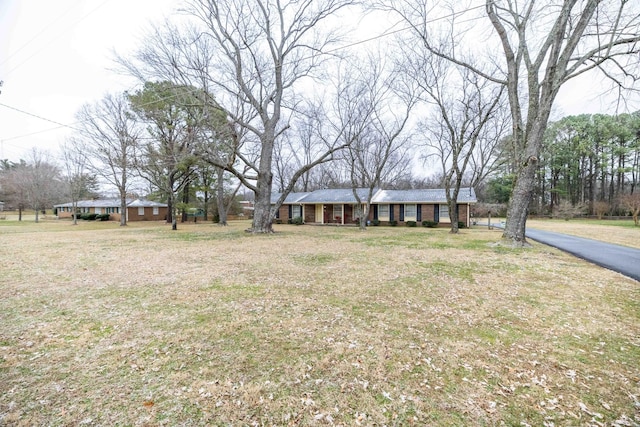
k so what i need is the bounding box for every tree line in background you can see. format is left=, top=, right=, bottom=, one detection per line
left=1, top=1, right=639, bottom=240
left=481, top=112, right=640, bottom=222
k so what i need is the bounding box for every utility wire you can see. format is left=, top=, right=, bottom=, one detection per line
left=0, top=3, right=488, bottom=144
left=0, top=0, right=79, bottom=68
left=2, top=0, right=114, bottom=78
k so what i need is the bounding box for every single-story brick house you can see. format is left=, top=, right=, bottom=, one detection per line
left=54, top=199, right=169, bottom=222
left=272, top=188, right=477, bottom=227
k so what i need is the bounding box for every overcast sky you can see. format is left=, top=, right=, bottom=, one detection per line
left=0, top=0, right=636, bottom=163
left=0, top=0, right=178, bottom=162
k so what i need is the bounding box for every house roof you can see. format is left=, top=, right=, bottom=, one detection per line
left=373, top=188, right=477, bottom=203
left=294, top=188, right=375, bottom=204
left=272, top=187, right=477, bottom=205
left=54, top=198, right=168, bottom=208
left=127, top=199, right=169, bottom=208
left=270, top=192, right=310, bottom=204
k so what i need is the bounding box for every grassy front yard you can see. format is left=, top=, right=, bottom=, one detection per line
left=1, top=220, right=638, bottom=425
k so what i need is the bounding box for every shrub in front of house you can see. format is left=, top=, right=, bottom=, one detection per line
left=97, top=214, right=110, bottom=221
left=389, top=220, right=398, bottom=226
left=372, top=219, right=380, bottom=226
left=406, top=221, right=417, bottom=227
left=422, top=220, right=438, bottom=228
left=81, top=213, right=98, bottom=221
left=458, top=221, right=466, bottom=229
left=291, top=216, right=304, bottom=225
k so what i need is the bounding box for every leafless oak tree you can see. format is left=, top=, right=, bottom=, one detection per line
left=120, top=0, right=359, bottom=233
left=75, top=93, right=140, bottom=226
left=384, top=0, right=640, bottom=244
left=60, top=140, right=95, bottom=225
left=404, top=43, right=506, bottom=233
left=342, top=55, right=416, bottom=230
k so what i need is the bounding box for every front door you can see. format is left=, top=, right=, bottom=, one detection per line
left=315, top=204, right=323, bottom=224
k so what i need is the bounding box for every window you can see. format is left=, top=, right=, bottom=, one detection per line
left=378, top=204, right=389, bottom=220
left=439, top=204, right=450, bottom=222
left=333, top=205, right=342, bottom=221
left=292, top=205, right=302, bottom=219
left=138, top=207, right=144, bottom=216
left=95, top=207, right=101, bottom=214
left=404, top=204, right=417, bottom=220
left=153, top=207, right=159, bottom=215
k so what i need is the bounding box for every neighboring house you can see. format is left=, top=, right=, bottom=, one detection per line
left=0, top=201, right=4, bottom=212
left=54, top=199, right=169, bottom=222
left=272, top=187, right=477, bottom=227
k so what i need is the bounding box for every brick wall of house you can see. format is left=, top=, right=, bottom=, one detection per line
left=127, top=207, right=168, bottom=221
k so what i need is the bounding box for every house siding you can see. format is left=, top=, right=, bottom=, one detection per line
left=271, top=188, right=476, bottom=228
left=127, top=207, right=168, bottom=222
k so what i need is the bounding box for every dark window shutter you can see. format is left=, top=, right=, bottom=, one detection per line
left=373, top=205, right=379, bottom=220
left=389, top=204, right=394, bottom=221
left=288, top=205, right=292, bottom=219
left=434, top=204, right=439, bottom=222
left=399, top=204, right=405, bottom=222
left=417, top=204, right=422, bottom=222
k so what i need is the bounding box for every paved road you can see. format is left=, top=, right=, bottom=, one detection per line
left=524, top=228, right=640, bottom=282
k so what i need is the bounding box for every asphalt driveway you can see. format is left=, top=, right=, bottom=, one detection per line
left=523, top=227, right=640, bottom=282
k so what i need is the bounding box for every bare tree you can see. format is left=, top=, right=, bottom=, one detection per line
left=75, top=92, right=140, bottom=226
left=384, top=0, right=640, bottom=244
left=406, top=45, right=506, bottom=233
left=342, top=55, right=416, bottom=230
left=22, top=149, right=63, bottom=222
left=0, top=160, right=28, bottom=220
left=620, top=193, right=640, bottom=226
left=60, top=140, right=97, bottom=225
left=119, top=0, right=359, bottom=233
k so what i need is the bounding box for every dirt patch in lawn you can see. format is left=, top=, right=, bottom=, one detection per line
left=1, top=220, right=638, bottom=425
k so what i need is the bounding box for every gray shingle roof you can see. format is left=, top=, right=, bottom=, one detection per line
left=54, top=199, right=168, bottom=208
left=373, top=188, right=476, bottom=203
left=270, top=192, right=310, bottom=204
left=296, top=188, right=375, bottom=204
left=127, top=199, right=169, bottom=208
left=270, top=187, right=476, bottom=205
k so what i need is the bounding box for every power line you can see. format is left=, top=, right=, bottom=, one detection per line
left=2, top=0, right=114, bottom=78
left=0, top=102, right=80, bottom=134
left=0, top=4, right=488, bottom=144
left=0, top=1, right=80, bottom=68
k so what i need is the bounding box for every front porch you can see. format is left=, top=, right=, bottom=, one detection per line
left=304, top=204, right=363, bottom=225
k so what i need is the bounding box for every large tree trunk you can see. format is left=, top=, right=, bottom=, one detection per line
left=72, top=200, right=78, bottom=225
left=216, top=167, right=228, bottom=226
left=502, top=118, right=548, bottom=244
left=251, top=184, right=273, bottom=233
left=502, top=158, right=538, bottom=244
left=119, top=190, right=127, bottom=226
left=250, top=131, right=276, bottom=233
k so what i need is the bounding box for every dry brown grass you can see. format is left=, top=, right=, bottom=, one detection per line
left=1, top=219, right=639, bottom=426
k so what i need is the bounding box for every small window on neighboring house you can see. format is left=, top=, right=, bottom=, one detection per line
left=378, top=204, right=390, bottom=220
left=292, top=205, right=302, bottom=218
left=153, top=207, right=159, bottom=215
left=138, top=207, right=144, bottom=216
left=404, top=204, right=417, bottom=220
